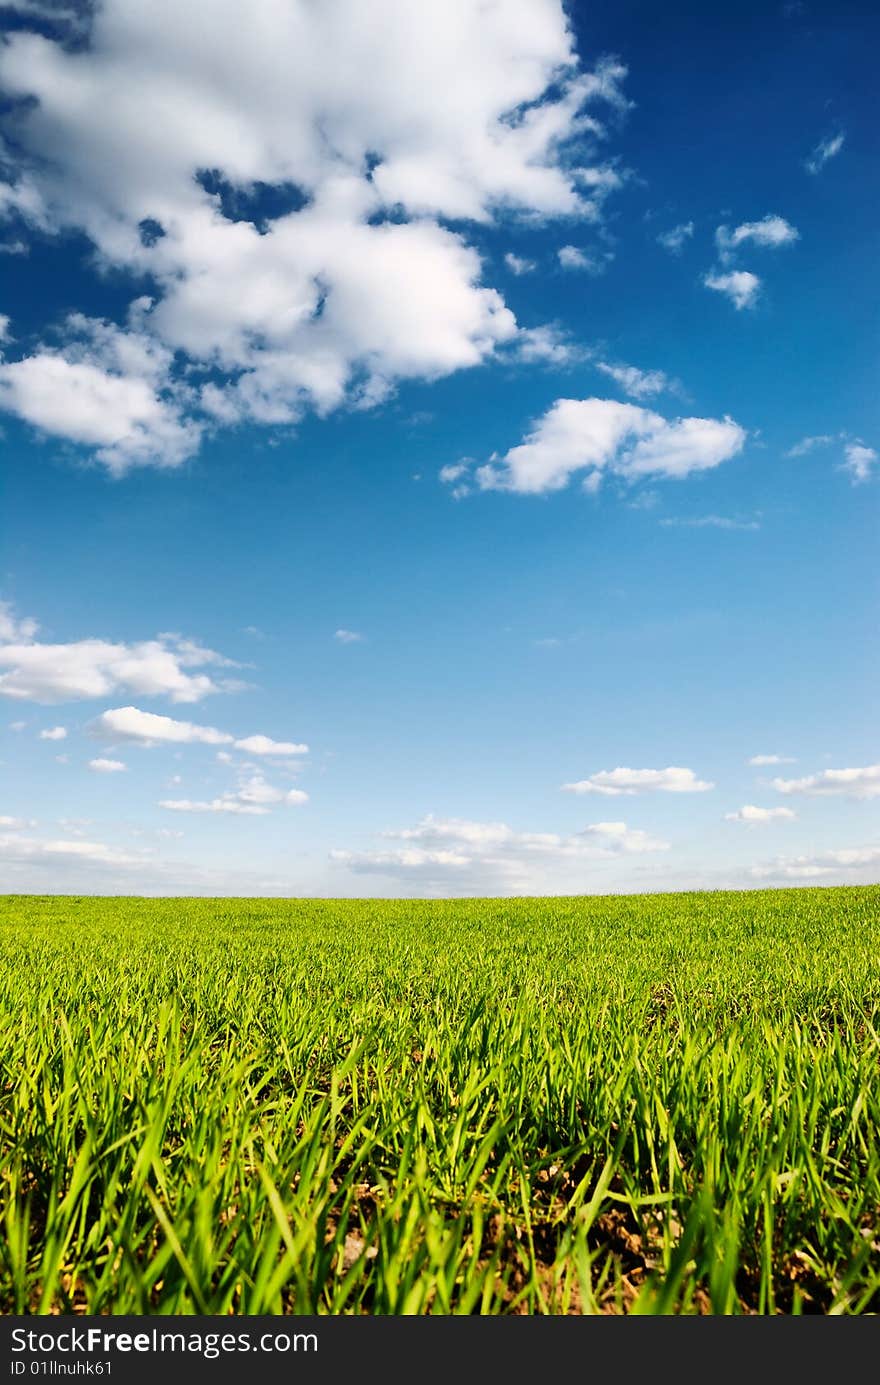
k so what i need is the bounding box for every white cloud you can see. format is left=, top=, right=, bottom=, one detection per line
left=334, top=630, right=364, bottom=645
left=0, top=602, right=39, bottom=643
left=594, top=361, right=670, bottom=400
left=656, top=221, right=693, bottom=254
left=439, top=462, right=469, bottom=486
left=39, top=725, right=67, bottom=740
left=703, top=270, right=760, bottom=311
left=0, top=603, right=238, bottom=703
left=459, top=397, right=745, bottom=496
left=748, top=754, right=796, bottom=766
left=0, top=316, right=201, bottom=474
left=0, top=831, right=146, bottom=868
left=660, top=514, right=759, bottom=531
left=89, top=757, right=127, bottom=773
left=557, top=245, right=604, bottom=273
left=160, top=773, right=307, bottom=815
left=785, top=434, right=835, bottom=457
left=233, top=733, right=308, bottom=755
left=562, top=766, right=714, bottom=796
left=504, top=252, right=536, bottom=276
left=725, top=804, right=796, bottom=824
left=0, top=2, right=631, bottom=468
left=331, top=811, right=668, bottom=891
left=0, top=815, right=27, bottom=828
left=715, top=215, right=799, bottom=257
left=514, top=325, right=583, bottom=366
left=751, top=844, right=880, bottom=881
left=8, top=721, right=27, bottom=732
left=579, top=820, right=670, bottom=852
left=234, top=774, right=308, bottom=807
left=159, top=798, right=270, bottom=816
left=842, top=442, right=877, bottom=485
left=89, top=705, right=309, bottom=758
left=805, top=131, right=845, bottom=175
left=771, top=765, right=880, bottom=800
left=90, top=705, right=233, bottom=746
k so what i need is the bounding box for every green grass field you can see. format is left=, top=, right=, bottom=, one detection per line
left=1, top=887, right=879, bottom=1315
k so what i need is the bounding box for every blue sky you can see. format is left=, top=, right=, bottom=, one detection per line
left=0, top=0, right=877, bottom=895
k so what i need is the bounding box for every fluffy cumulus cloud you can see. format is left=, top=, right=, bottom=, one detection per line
left=771, top=764, right=880, bottom=800
left=703, top=270, right=761, bottom=311
left=447, top=398, right=745, bottom=496
left=0, top=311, right=201, bottom=474
left=90, top=705, right=308, bottom=755
left=0, top=1, right=632, bottom=471
left=233, top=733, right=309, bottom=755
left=0, top=603, right=239, bottom=703
left=331, top=812, right=668, bottom=893
left=89, top=757, right=127, bottom=773
left=562, top=766, right=714, bottom=795
left=38, top=725, right=66, bottom=740
left=91, top=706, right=233, bottom=746
left=725, top=804, right=796, bottom=824
left=703, top=214, right=796, bottom=313
left=715, top=215, right=799, bottom=258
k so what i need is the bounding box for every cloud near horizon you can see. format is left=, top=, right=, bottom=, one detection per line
left=331, top=812, right=669, bottom=892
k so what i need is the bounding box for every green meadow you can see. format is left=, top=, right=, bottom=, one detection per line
left=1, top=887, right=879, bottom=1315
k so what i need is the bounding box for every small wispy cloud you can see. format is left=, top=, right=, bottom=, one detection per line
left=89, top=757, right=127, bottom=773
left=748, top=754, right=796, bottom=766
left=660, top=514, right=760, bottom=532
left=594, top=361, right=671, bottom=400
left=504, top=252, right=536, bottom=276
left=656, top=222, right=693, bottom=254
left=786, top=434, right=836, bottom=457
left=39, top=725, right=67, bottom=740
left=557, top=245, right=608, bottom=274
left=703, top=270, right=760, bottom=310
left=804, top=131, right=845, bottom=176
left=842, top=441, right=877, bottom=485
left=725, top=804, right=796, bottom=824
left=514, top=325, right=584, bottom=366
left=334, top=629, right=365, bottom=644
